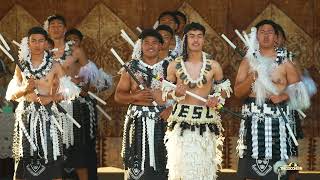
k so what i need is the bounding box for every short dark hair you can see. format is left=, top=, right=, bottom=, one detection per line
left=48, top=14, right=66, bottom=26
left=139, top=29, right=164, bottom=44
left=174, top=11, right=187, bottom=24
left=158, top=11, right=180, bottom=26
left=156, top=25, right=174, bottom=37
left=275, top=23, right=286, bottom=41
left=255, top=19, right=278, bottom=35
left=183, top=22, right=206, bottom=35
left=65, top=28, right=84, bottom=41
left=28, top=26, right=48, bottom=40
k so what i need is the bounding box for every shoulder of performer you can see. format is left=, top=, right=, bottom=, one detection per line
left=283, top=59, right=300, bottom=80
left=165, top=57, right=179, bottom=82
left=209, top=59, right=220, bottom=67
left=72, top=47, right=87, bottom=63
left=282, top=58, right=296, bottom=68
left=239, top=57, right=250, bottom=67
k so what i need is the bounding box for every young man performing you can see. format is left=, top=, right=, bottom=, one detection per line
left=158, top=11, right=182, bottom=58
left=234, top=19, right=311, bottom=180
left=163, top=22, right=232, bottom=180
left=156, top=24, right=176, bottom=61
left=173, top=11, right=187, bottom=39
left=115, top=29, right=168, bottom=180
left=6, top=26, right=80, bottom=180
left=64, top=28, right=112, bottom=180
left=46, top=15, right=111, bottom=180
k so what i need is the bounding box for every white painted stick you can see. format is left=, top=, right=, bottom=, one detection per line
left=120, top=33, right=134, bottom=47
left=235, top=29, right=248, bottom=46
left=297, top=109, right=306, bottom=119
left=88, top=91, right=107, bottom=105
left=136, top=27, right=142, bottom=33
left=96, top=104, right=112, bottom=121
left=278, top=107, right=299, bottom=146
left=286, top=123, right=299, bottom=146
left=0, top=43, right=15, bottom=62
left=153, top=20, right=159, bottom=29
left=242, top=31, right=250, bottom=45
left=0, top=33, right=10, bottom=51
left=162, top=80, right=207, bottom=103
left=51, top=115, right=63, bottom=133
left=66, top=113, right=81, bottom=128
left=221, top=34, right=236, bottom=49
left=12, top=40, right=20, bottom=47
left=120, top=29, right=135, bottom=47
left=111, top=48, right=144, bottom=89
left=111, top=48, right=126, bottom=66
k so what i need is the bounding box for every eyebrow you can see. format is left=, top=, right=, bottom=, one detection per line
left=188, top=33, right=203, bottom=36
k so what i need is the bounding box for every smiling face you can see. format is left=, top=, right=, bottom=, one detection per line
left=28, top=34, right=47, bottom=56
left=141, top=36, right=161, bottom=59
left=257, top=24, right=277, bottom=49
left=48, top=19, right=66, bottom=40
left=186, top=29, right=204, bottom=52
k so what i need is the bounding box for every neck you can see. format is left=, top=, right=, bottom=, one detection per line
left=53, top=38, right=65, bottom=49
left=260, top=47, right=275, bottom=58
left=159, top=49, right=169, bottom=59
left=187, top=51, right=202, bottom=63
left=143, top=56, right=158, bottom=65
left=31, top=53, right=44, bottom=64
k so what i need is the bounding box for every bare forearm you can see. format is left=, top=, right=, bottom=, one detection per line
left=114, top=91, right=135, bottom=104
left=234, top=77, right=254, bottom=98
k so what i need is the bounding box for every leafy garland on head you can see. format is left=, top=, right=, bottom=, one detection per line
left=19, top=37, right=53, bottom=80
